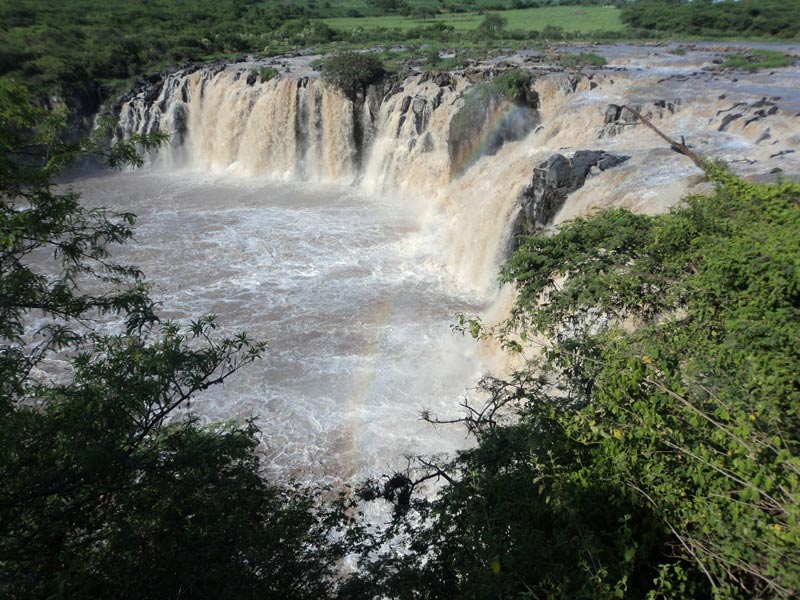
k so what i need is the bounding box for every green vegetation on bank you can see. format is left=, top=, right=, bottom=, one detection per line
left=319, top=51, right=386, bottom=99
left=253, top=66, right=280, bottom=81
left=0, top=0, right=304, bottom=103
left=0, top=0, right=623, bottom=102
left=258, top=0, right=614, bottom=19
left=2, top=0, right=798, bottom=112
left=322, top=6, right=624, bottom=34
left=448, top=68, right=538, bottom=174
left=720, top=49, right=794, bottom=72
left=559, top=51, right=607, bottom=69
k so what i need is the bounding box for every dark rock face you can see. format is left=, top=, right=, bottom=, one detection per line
left=421, top=132, right=435, bottom=153
left=393, top=99, right=437, bottom=150
left=420, top=71, right=455, bottom=89
left=412, top=98, right=428, bottom=135
left=431, top=88, right=445, bottom=110
left=352, top=83, right=384, bottom=173
left=433, top=73, right=454, bottom=87
left=393, top=86, right=444, bottom=143
left=718, top=112, right=742, bottom=131
left=510, top=150, right=629, bottom=251
left=64, top=80, right=108, bottom=140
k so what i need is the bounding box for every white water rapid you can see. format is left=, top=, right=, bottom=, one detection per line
left=99, top=45, right=799, bottom=481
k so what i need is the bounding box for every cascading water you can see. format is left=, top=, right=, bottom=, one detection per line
left=118, top=65, right=538, bottom=297
left=110, top=65, right=534, bottom=481
left=104, top=49, right=799, bottom=480
left=121, top=72, right=357, bottom=180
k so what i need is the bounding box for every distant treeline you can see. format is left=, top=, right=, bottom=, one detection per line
left=0, top=0, right=618, bottom=107
left=0, top=0, right=304, bottom=104
left=2, top=0, right=797, bottom=113
left=621, top=0, right=800, bottom=38
left=260, top=0, right=618, bottom=19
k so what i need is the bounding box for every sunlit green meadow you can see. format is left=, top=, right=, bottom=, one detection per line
left=322, top=6, right=624, bottom=34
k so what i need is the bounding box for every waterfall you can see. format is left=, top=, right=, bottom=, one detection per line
left=117, top=67, right=537, bottom=298
left=122, top=71, right=359, bottom=180
left=119, top=67, right=472, bottom=188
left=116, top=59, right=800, bottom=298
left=102, top=51, right=800, bottom=480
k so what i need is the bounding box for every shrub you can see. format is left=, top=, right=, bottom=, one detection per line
left=559, top=52, right=607, bottom=69
left=424, top=47, right=442, bottom=68
left=541, top=24, right=565, bottom=39
left=257, top=66, right=279, bottom=81
left=720, top=49, right=793, bottom=72
left=476, top=13, right=507, bottom=38
left=249, top=66, right=279, bottom=82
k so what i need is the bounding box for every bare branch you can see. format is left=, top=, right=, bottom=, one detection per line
left=622, top=105, right=707, bottom=173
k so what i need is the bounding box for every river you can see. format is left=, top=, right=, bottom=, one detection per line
left=74, top=169, right=491, bottom=482
left=87, top=44, right=800, bottom=480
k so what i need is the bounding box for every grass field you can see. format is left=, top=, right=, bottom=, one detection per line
left=322, top=6, right=624, bottom=34
left=258, top=0, right=549, bottom=18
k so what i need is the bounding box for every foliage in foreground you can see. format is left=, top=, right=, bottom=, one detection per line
left=347, top=167, right=800, bottom=599
left=0, top=83, right=356, bottom=599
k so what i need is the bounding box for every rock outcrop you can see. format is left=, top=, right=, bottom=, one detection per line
left=599, top=100, right=680, bottom=139
left=510, top=150, right=629, bottom=250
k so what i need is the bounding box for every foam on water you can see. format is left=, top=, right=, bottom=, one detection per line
left=74, top=169, right=488, bottom=482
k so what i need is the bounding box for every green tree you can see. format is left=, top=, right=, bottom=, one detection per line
left=497, top=167, right=800, bottom=598
left=412, top=7, right=438, bottom=20
left=477, top=12, right=508, bottom=38
left=0, top=82, right=357, bottom=599
left=320, top=52, right=386, bottom=101
left=621, top=0, right=800, bottom=37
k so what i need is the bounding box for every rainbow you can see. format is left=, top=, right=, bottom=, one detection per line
left=341, top=293, right=399, bottom=472
left=450, top=101, right=534, bottom=178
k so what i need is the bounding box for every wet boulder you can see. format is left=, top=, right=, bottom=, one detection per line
left=509, top=150, right=629, bottom=251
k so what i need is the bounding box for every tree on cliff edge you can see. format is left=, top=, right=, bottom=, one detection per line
left=320, top=52, right=385, bottom=102
left=0, top=81, right=356, bottom=599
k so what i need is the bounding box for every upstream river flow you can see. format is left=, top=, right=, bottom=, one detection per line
left=74, top=169, right=489, bottom=482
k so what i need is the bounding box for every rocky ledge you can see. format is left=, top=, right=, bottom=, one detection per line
left=510, top=150, right=630, bottom=250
